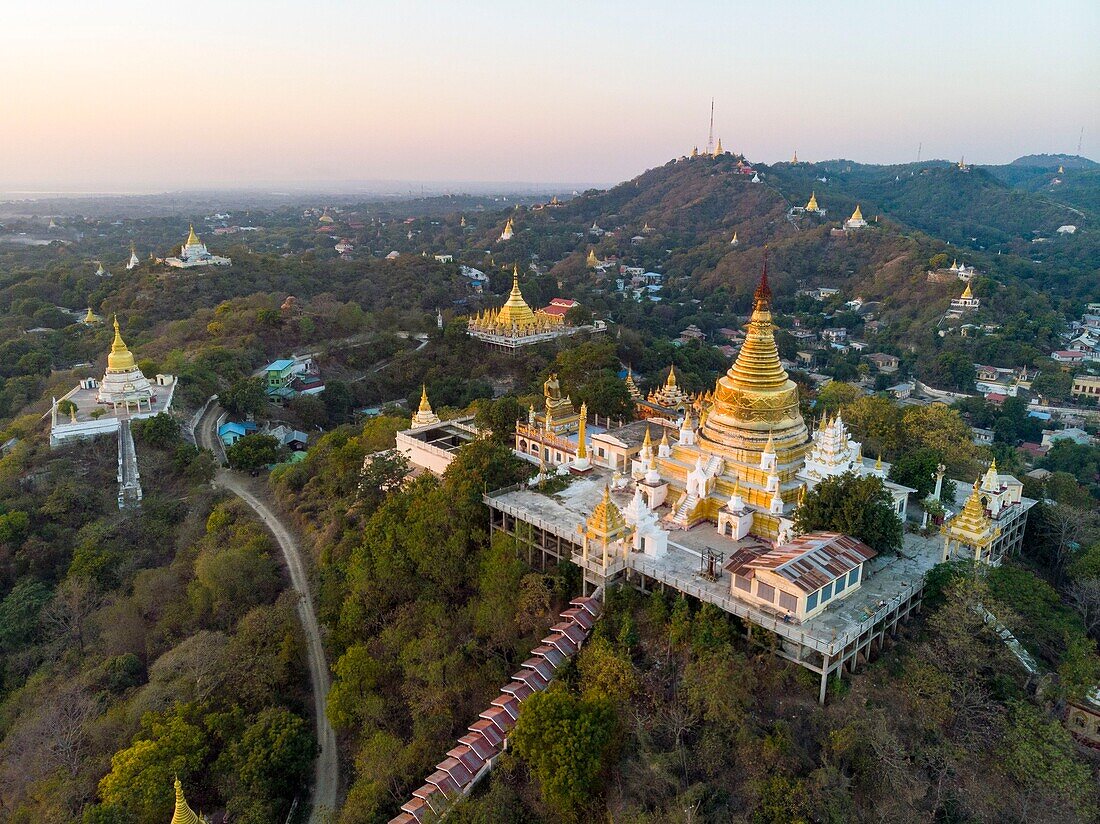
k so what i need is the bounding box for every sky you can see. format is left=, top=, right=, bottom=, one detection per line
left=1, top=0, right=1098, bottom=192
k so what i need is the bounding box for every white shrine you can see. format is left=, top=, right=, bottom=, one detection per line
left=126, top=243, right=140, bottom=270
left=844, top=205, right=867, bottom=229
left=165, top=225, right=231, bottom=269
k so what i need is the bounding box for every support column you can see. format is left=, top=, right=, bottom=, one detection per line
left=819, top=655, right=831, bottom=704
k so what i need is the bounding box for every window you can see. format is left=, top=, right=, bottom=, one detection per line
left=821, top=582, right=833, bottom=602
left=756, top=582, right=775, bottom=602
left=778, top=591, right=797, bottom=611
left=806, top=591, right=819, bottom=611
left=734, top=574, right=751, bottom=592
left=849, top=567, right=860, bottom=586
left=835, top=575, right=847, bottom=594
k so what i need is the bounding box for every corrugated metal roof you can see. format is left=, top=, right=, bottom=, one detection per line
left=728, top=532, right=876, bottom=593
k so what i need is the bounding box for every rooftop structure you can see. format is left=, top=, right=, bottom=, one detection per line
left=165, top=225, right=231, bottom=268
left=949, top=282, right=980, bottom=312
left=941, top=460, right=1032, bottom=565
left=171, top=777, right=207, bottom=824
left=396, top=416, right=479, bottom=475
left=498, top=217, right=514, bottom=242
left=411, top=386, right=442, bottom=428
left=126, top=242, right=140, bottom=270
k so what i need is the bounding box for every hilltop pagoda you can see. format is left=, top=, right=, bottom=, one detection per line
left=411, top=386, right=441, bottom=428
left=844, top=205, right=867, bottom=229
left=165, top=225, right=231, bottom=269
left=655, top=254, right=811, bottom=540
left=466, top=266, right=584, bottom=350
left=97, top=317, right=155, bottom=411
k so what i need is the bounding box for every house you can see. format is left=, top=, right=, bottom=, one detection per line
left=1041, top=428, right=1092, bottom=448
left=265, top=359, right=298, bottom=398
left=725, top=532, right=877, bottom=621
left=218, top=421, right=258, bottom=446
left=679, top=324, right=707, bottom=344
left=1071, top=375, right=1100, bottom=400
left=1052, top=350, right=1085, bottom=364
left=821, top=328, right=847, bottom=344
left=434, top=254, right=454, bottom=263
left=1065, top=689, right=1100, bottom=749
left=887, top=382, right=914, bottom=400
left=971, top=426, right=994, bottom=446
left=268, top=424, right=310, bottom=451
left=866, top=353, right=899, bottom=373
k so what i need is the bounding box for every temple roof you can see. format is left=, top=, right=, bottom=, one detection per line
left=186, top=224, right=200, bottom=246
left=107, top=316, right=137, bottom=372
left=960, top=283, right=974, bottom=300
left=945, top=479, right=997, bottom=545
left=806, top=192, right=819, bottom=211
left=850, top=204, right=863, bottom=221
left=586, top=485, right=626, bottom=539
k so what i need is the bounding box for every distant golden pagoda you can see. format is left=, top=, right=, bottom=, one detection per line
left=791, top=150, right=798, bottom=164
left=108, top=316, right=136, bottom=372
left=586, top=248, right=599, bottom=268
left=713, top=137, right=724, bottom=157
left=960, top=282, right=973, bottom=300
left=624, top=367, right=642, bottom=400
left=805, top=192, right=820, bottom=212
left=83, top=306, right=101, bottom=325
left=646, top=365, right=691, bottom=413
left=499, top=217, right=514, bottom=241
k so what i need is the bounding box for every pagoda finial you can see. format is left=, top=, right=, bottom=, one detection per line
left=186, top=224, right=199, bottom=246
left=171, top=777, right=202, bottom=824
left=666, top=364, right=677, bottom=387
left=419, top=385, right=432, bottom=413
left=764, top=432, right=775, bottom=453
left=875, top=453, right=883, bottom=471
left=753, top=248, right=772, bottom=309
left=577, top=403, right=588, bottom=460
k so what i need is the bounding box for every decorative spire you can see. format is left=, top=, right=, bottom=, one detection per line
left=577, top=403, right=588, bottom=460
left=764, top=432, right=775, bottom=453
left=660, top=429, right=669, bottom=448
left=171, top=777, right=203, bottom=824
left=666, top=364, right=677, bottom=387
left=642, top=425, right=652, bottom=452
left=875, top=453, right=883, bottom=471
left=960, top=283, right=973, bottom=300
left=713, top=137, right=724, bottom=156
left=806, top=191, right=819, bottom=212
left=850, top=204, right=863, bottom=222
left=186, top=224, right=200, bottom=246
left=419, top=385, right=432, bottom=413
left=753, top=248, right=772, bottom=309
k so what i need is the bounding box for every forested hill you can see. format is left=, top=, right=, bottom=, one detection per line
left=511, top=151, right=1098, bottom=310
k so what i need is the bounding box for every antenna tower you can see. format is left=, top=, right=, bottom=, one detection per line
left=917, top=142, right=922, bottom=163
left=706, top=98, right=715, bottom=155
left=1078, top=126, right=1084, bottom=155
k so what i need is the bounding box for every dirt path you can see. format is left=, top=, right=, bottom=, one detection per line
left=196, top=401, right=338, bottom=822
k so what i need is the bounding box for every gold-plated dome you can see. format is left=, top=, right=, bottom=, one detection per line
left=186, top=224, right=200, bottom=247
left=107, top=316, right=137, bottom=372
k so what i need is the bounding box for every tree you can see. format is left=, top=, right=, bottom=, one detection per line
left=473, top=534, right=525, bottom=648
left=220, top=377, right=267, bottom=419
left=900, top=405, right=980, bottom=477
left=888, top=447, right=954, bottom=501
left=475, top=396, right=523, bottom=444
left=96, top=706, right=209, bottom=824
left=510, top=685, right=619, bottom=821
left=323, top=380, right=354, bottom=424
left=0, top=578, right=51, bottom=651
left=926, top=351, right=975, bottom=391
left=226, top=434, right=282, bottom=472
left=132, top=412, right=181, bottom=449
left=576, top=636, right=637, bottom=704
left=794, top=472, right=903, bottom=554
left=842, top=395, right=902, bottom=457
left=231, top=708, right=314, bottom=800
left=815, top=381, right=860, bottom=415
left=326, top=645, right=385, bottom=731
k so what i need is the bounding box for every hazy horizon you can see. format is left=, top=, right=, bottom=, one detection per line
left=2, top=1, right=1097, bottom=192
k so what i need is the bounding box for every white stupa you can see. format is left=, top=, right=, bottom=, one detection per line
left=165, top=225, right=231, bottom=268
left=97, top=317, right=154, bottom=411
left=126, top=243, right=140, bottom=270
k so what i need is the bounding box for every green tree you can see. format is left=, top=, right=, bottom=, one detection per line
left=220, top=377, right=267, bottom=419
left=794, top=472, right=903, bottom=554
left=900, top=404, right=980, bottom=476
left=231, top=708, right=314, bottom=799
left=226, top=434, right=282, bottom=472
left=815, top=381, right=860, bottom=415
left=0, top=578, right=51, bottom=650
left=326, top=645, right=385, bottom=731
left=132, top=413, right=182, bottom=448
left=510, top=685, right=619, bottom=822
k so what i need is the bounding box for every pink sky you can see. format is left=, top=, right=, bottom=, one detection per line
left=2, top=1, right=1097, bottom=190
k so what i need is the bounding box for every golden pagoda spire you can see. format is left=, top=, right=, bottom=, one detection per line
left=494, top=265, right=536, bottom=328
left=660, top=429, right=669, bottom=449
left=577, top=403, right=588, bottom=459
left=713, top=137, right=724, bottom=156
left=418, top=385, right=432, bottom=414
left=107, top=316, right=136, bottom=372
left=642, top=425, right=652, bottom=452
left=587, top=485, right=626, bottom=538
left=875, top=453, right=883, bottom=471
left=806, top=191, right=819, bottom=212
left=1058, top=164, right=1064, bottom=174
left=850, top=204, right=863, bottom=222
left=586, top=248, right=598, bottom=267
left=186, top=224, right=200, bottom=246
left=171, top=778, right=203, bottom=824
left=764, top=432, right=775, bottom=453
left=960, top=283, right=973, bottom=300
left=84, top=306, right=97, bottom=324
left=666, top=364, right=677, bottom=387
left=792, top=150, right=798, bottom=164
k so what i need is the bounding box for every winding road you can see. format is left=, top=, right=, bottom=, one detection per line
left=196, top=400, right=338, bottom=822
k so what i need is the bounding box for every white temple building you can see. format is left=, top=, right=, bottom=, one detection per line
left=796, top=412, right=914, bottom=519
left=126, top=243, right=140, bottom=270
left=844, top=205, right=868, bottom=229
left=498, top=218, right=514, bottom=242
left=165, top=225, right=231, bottom=269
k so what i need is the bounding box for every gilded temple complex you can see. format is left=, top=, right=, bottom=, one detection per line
left=484, top=256, right=1035, bottom=702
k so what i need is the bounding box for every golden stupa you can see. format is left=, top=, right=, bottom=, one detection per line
left=656, top=252, right=811, bottom=538
left=960, top=283, right=974, bottom=300
left=171, top=778, right=204, bottom=824
left=107, top=316, right=136, bottom=372
left=805, top=192, right=819, bottom=212
left=185, top=224, right=201, bottom=246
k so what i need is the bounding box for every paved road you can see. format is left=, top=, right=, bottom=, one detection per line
left=196, top=401, right=338, bottom=822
